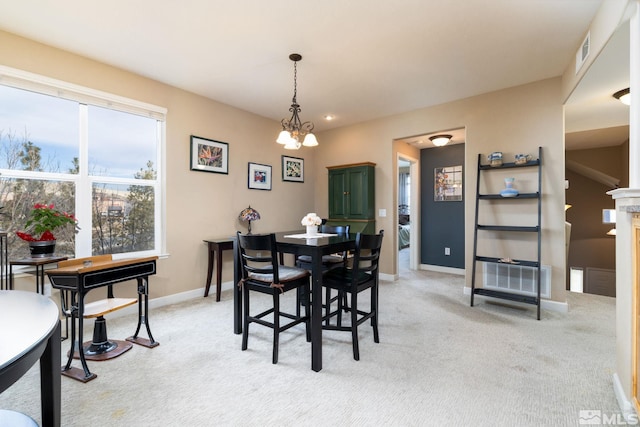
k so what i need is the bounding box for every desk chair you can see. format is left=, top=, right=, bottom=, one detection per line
left=322, top=230, right=384, bottom=360
left=58, top=268, right=137, bottom=362
left=237, top=232, right=311, bottom=364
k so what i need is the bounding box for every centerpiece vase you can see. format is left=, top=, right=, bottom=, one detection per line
left=306, top=225, right=318, bottom=236
left=29, top=240, right=56, bottom=257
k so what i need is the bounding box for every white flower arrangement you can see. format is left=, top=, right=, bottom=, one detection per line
left=301, top=212, right=322, bottom=226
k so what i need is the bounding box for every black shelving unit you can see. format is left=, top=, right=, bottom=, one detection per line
left=470, top=147, right=543, bottom=319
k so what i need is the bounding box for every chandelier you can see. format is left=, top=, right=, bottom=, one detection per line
left=276, top=53, right=318, bottom=150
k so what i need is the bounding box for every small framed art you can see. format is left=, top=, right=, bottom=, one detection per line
left=282, top=155, right=304, bottom=182
left=190, top=135, right=229, bottom=174
left=434, top=165, right=463, bottom=201
left=248, top=162, right=272, bottom=190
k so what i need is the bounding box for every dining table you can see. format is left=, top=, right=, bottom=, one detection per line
left=233, top=230, right=357, bottom=372
left=0, top=290, right=61, bottom=427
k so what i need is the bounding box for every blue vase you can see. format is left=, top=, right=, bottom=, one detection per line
left=500, top=178, right=519, bottom=197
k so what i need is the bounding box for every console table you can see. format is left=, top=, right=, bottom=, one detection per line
left=0, top=290, right=61, bottom=427
left=9, top=256, right=68, bottom=294
left=203, top=238, right=234, bottom=301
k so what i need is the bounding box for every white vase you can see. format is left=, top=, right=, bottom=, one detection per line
left=306, top=225, right=318, bottom=236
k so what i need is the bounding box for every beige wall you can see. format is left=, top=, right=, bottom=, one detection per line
left=0, top=30, right=317, bottom=299
left=314, top=78, right=567, bottom=301
left=2, top=30, right=567, bottom=303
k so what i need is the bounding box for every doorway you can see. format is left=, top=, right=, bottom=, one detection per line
left=398, top=154, right=418, bottom=273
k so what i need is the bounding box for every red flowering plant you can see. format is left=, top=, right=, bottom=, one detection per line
left=16, top=203, right=80, bottom=242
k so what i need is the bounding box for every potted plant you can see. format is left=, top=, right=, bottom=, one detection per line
left=16, top=203, right=79, bottom=257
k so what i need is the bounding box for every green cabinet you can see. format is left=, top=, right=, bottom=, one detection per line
left=327, top=163, right=375, bottom=234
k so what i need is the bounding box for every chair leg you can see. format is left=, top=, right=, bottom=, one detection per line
left=324, top=287, right=331, bottom=326
left=371, top=285, right=379, bottom=343
left=351, top=292, right=359, bottom=361
left=241, top=285, right=250, bottom=351
left=272, top=292, right=280, bottom=364
left=336, top=289, right=343, bottom=326
left=304, top=283, right=311, bottom=342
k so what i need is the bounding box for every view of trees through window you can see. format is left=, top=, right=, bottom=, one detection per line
left=0, top=81, right=162, bottom=260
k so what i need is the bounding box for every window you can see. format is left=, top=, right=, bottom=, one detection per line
left=0, top=66, right=166, bottom=259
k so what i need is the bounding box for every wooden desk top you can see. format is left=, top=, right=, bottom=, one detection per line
left=47, top=254, right=158, bottom=275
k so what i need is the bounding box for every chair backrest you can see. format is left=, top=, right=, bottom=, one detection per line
left=236, top=232, right=281, bottom=283
left=320, top=224, right=350, bottom=235
left=351, top=230, right=384, bottom=280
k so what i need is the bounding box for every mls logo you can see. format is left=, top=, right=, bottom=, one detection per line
left=579, top=410, right=601, bottom=425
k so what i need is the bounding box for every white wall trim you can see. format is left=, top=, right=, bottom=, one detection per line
left=420, top=264, right=465, bottom=276
left=380, top=272, right=396, bottom=282
left=613, top=373, right=637, bottom=422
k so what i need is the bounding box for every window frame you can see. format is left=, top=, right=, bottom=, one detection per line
left=0, top=65, right=167, bottom=259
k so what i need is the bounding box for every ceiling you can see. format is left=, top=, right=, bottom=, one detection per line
left=565, top=18, right=630, bottom=150
left=0, top=0, right=627, bottom=148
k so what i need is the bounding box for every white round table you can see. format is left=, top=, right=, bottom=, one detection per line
left=0, top=290, right=61, bottom=427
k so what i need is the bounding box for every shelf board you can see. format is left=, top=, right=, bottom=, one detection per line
left=477, top=225, right=539, bottom=232
left=474, top=256, right=539, bottom=268
left=479, top=160, right=540, bottom=170
left=478, top=192, right=539, bottom=200
left=473, top=288, right=539, bottom=305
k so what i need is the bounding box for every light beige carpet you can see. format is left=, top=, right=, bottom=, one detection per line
left=0, top=251, right=620, bottom=426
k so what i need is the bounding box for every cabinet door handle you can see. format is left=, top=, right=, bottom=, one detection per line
left=343, top=191, right=350, bottom=195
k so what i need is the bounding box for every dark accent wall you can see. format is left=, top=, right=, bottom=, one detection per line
left=420, top=144, right=465, bottom=268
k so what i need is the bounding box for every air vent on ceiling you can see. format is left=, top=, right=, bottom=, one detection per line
left=575, top=31, right=590, bottom=74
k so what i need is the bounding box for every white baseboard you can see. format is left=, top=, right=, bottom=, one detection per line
left=419, top=264, right=465, bottom=276
left=380, top=273, right=395, bottom=281
left=613, top=373, right=637, bottom=422
left=69, top=281, right=236, bottom=325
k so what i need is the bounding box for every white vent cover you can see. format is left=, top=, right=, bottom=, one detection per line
left=575, top=31, right=590, bottom=74
left=483, top=262, right=550, bottom=299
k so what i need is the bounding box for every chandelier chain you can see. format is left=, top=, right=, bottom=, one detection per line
left=292, top=60, right=297, bottom=104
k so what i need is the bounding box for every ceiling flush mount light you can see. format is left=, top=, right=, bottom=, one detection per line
left=429, top=134, right=452, bottom=147
left=613, top=88, right=630, bottom=105
left=276, top=53, right=318, bottom=150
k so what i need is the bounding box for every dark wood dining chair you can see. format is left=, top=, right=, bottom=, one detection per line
left=236, top=232, right=311, bottom=364
left=295, top=224, right=351, bottom=270
left=295, top=224, right=350, bottom=320
left=321, top=230, right=384, bottom=361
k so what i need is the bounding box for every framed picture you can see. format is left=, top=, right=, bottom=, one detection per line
left=434, top=165, right=463, bottom=201
left=282, top=155, right=304, bottom=182
left=248, top=162, right=272, bottom=190
left=190, top=135, right=229, bottom=174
